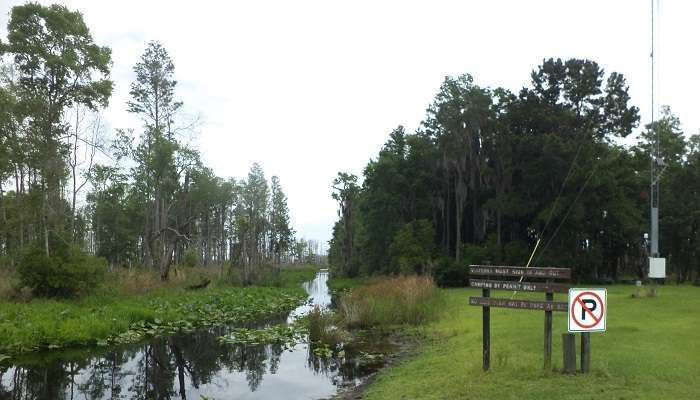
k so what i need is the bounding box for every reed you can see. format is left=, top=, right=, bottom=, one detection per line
left=338, top=275, right=441, bottom=328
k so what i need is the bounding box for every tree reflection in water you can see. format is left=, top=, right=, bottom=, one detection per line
left=0, top=328, right=286, bottom=400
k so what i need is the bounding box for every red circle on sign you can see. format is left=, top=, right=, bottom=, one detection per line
left=571, top=291, right=605, bottom=329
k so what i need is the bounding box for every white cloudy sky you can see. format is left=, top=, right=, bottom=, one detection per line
left=1, top=0, right=698, bottom=246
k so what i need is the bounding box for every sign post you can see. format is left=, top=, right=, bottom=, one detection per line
left=469, top=265, right=571, bottom=371
left=581, top=332, right=591, bottom=373
left=562, top=333, right=577, bottom=374
left=567, top=288, right=607, bottom=373
left=544, top=285, right=553, bottom=370
left=482, top=287, right=490, bottom=371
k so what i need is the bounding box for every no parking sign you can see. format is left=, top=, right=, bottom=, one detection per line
left=568, top=288, right=607, bottom=333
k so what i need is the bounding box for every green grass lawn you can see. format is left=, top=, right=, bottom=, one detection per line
left=364, top=285, right=700, bottom=400
left=0, top=265, right=317, bottom=356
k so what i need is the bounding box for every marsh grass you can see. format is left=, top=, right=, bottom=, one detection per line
left=3, top=263, right=317, bottom=298
left=327, top=276, right=370, bottom=293
left=2, top=265, right=218, bottom=299
left=0, top=268, right=18, bottom=301
left=112, top=267, right=222, bottom=295
left=306, top=306, right=347, bottom=347
left=220, top=263, right=319, bottom=288
left=339, top=275, right=441, bottom=328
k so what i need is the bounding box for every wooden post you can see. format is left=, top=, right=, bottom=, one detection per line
left=562, top=333, right=576, bottom=374
left=580, top=332, right=591, bottom=373
left=544, top=290, right=553, bottom=370
left=483, top=287, right=490, bottom=371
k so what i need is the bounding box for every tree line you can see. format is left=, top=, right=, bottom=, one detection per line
left=0, top=3, right=314, bottom=283
left=329, top=59, right=700, bottom=284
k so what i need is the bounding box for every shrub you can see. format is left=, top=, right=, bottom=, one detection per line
left=338, top=275, right=440, bottom=328
left=433, top=257, right=470, bottom=287
left=461, top=243, right=492, bottom=265
left=389, top=219, right=436, bottom=275
left=182, top=249, right=200, bottom=268
left=502, top=240, right=530, bottom=264
left=18, top=246, right=106, bottom=298
left=433, top=239, right=533, bottom=287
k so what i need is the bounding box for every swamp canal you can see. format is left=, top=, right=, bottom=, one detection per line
left=0, top=271, right=392, bottom=399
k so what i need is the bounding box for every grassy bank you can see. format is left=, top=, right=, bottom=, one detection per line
left=0, top=265, right=317, bottom=356
left=327, top=276, right=369, bottom=293
left=362, top=285, right=700, bottom=400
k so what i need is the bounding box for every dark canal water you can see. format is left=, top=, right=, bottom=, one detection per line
left=0, top=271, right=386, bottom=400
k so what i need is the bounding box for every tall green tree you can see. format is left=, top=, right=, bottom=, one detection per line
left=120, top=41, right=201, bottom=280
left=269, top=176, right=293, bottom=266
left=236, top=163, right=269, bottom=283
left=127, top=41, right=182, bottom=138
left=86, top=164, right=140, bottom=267
left=424, top=74, right=493, bottom=259
left=1, top=3, right=112, bottom=256
left=331, top=172, right=359, bottom=277
left=0, top=85, right=15, bottom=256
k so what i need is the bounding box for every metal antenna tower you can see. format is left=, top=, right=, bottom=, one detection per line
left=648, top=0, right=665, bottom=280
left=650, top=0, right=659, bottom=258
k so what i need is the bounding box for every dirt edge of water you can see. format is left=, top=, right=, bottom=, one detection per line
left=330, top=331, right=424, bottom=400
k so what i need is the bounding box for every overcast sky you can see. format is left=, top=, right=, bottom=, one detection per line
left=1, top=0, right=698, bottom=246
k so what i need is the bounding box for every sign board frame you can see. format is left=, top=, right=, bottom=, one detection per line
left=469, top=279, right=569, bottom=293
left=469, top=297, right=567, bottom=312
left=469, top=265, right=571, bottom=279
left=468, top=264, right=571, bottom=371
left=567, top=288, right=607, bottom=333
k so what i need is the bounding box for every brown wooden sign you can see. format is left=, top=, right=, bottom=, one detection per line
left=469, top=296, right=567, bottom=312
left=469, top=265, right=571, bottom=279
left=469, top=279, right=569, bottom=293
left=468, top=264, right=572, bottom=372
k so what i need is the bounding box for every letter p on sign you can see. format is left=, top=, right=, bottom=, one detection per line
left=568, top=288, right=607, bottom=333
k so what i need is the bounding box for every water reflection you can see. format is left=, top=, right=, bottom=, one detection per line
left=0, top=271, right=384, bottom=400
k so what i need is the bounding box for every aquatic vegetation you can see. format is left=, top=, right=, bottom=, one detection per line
left=357, top=351, right=385, bottom=365
left=301, top=307, right=355, bottom=359
left=0, top=286, right=307, bottom=355
left=217, top=307, right=353, bottom=359
left=218, top=324, right=305, bottom=349
left=311, top=343, right=338, bottom=358
left=98, top=290, right=306, bottom=347
left=306, top=306, right=349, bottom=348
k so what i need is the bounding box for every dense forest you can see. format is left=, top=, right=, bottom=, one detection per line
left=0, top=3, right=322, bottom=285
left=329, top=60, right=700, bottom=285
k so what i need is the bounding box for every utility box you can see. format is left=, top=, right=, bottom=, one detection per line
left=649, top=257, right=666, bottom=279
